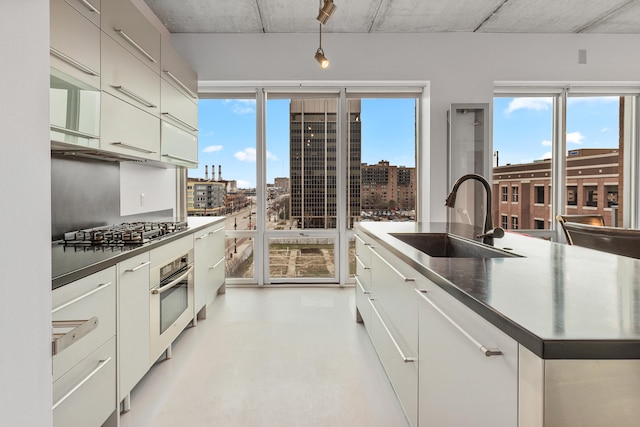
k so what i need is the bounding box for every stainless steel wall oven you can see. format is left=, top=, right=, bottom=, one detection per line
left=150, top=249, right=193, bottom=361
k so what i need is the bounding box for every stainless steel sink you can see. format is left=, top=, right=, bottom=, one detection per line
left=390, top=233, right=521, bottom=258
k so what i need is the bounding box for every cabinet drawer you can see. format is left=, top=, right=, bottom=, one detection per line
left=355, top=234, right=372, bottom=289
left=161, top=121, right=198, bottom=167
left=355, top=276, right=371, bottom=325
left=417, top=286, right=518, bottom=427
left=194, top=224, right=225, bottom=261
left=100, top=92, right=160, bottom=161
left=205, top=256, right=226, bottom=306
left=101, top=0, right=160, bottom=74
left=50, top=0, right=100, bottom=87
left=160, top=39, right=198, bottom=98
left=161, top=78, right=198, bottom=132
left=101, top=33, right=160, bottom=115
left=52, top=267, right=116, bottom=382
left=368, top=298, right=418, bottom=427
left=53, top=336, right=116, bottom=427
left=64, top=0, right=100, bottom=26
left=369, top=244, right=418, bottom=352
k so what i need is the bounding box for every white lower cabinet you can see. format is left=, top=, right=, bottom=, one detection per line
left=117, top=253, right=151, bottom=403
left=416, top=286, right=518, bottom=427
left=368, top=298, right=418, bottom=427
left=53, top=336, right=116, bottom=427
left=194, top=223, right=226, bottom=318
left=52, top=267, right=117, bottom=427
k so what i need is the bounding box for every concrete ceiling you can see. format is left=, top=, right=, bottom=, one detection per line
left=143, top=0, right=640, bottom=34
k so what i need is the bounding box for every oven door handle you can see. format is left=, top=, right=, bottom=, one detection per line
left=151, top=265, right=193, bottom=295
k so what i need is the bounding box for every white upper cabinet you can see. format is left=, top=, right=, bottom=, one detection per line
left=101, top=32, right=160, bottom=116
left=50, top=0, right=100, bottom=88
left=64, top=0, right=100, bottom=26
left=161, top=78, right=198, bottom=133
left=101, top=0, right=161, bottom=74
left=161, top=38, right=198, bottom=100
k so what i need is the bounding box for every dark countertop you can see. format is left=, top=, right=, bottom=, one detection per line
left=357, top=221, right=640, bottom=360
left=52, top=217, right=225, bottom=290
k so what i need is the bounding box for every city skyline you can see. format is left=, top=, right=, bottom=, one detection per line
left=194, top=98, right=416, bottom=188
left=194, top=97, right=620, bottom=188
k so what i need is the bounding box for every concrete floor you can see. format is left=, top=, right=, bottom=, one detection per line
left=120, top=287, right=409, bottom=427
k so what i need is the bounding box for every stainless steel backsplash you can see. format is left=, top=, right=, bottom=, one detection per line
left=51, top=157, right=173, bottom=240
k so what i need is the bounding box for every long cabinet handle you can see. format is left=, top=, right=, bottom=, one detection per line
left=369, top=299, right=415, bottom=363
left=355, top=234, right=370, bottom=246
left=355, top=255, right=370, bottom=270
left=355, top=276, right=370, bottom=295
left=52, top=282, right=112, bottom=314
left=162, top=154, right=196, bottom=163
left=369, top=246, right=415, bottom=282
left=151, top=265, right=193, bottom=295
left=50, top=47, right=99, bottom=76
left=50, top=125, right=98, bottom=140
left=196, top=226, right=225, bottom=240
left=111, top=85, right=156, bottom=108
left=125, top=261, right=151, bottom=273
left=162, top=112, right=198, bottom=132
left=209, top=257, right=225, bottom=270
left=52, top=357, right=112, bottom=410
left=415, top=289, right=503, bottom=357
left=163, top=70, right=197, bottom=99
left=77, top=0, right=100, bottom=14
left=52, top=317, right=99, bottom=356
left=114, top=29, right=157, bottom=63
left=110, top=142, right=156, bottom=154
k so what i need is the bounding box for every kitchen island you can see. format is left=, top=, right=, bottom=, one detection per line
left=355, top=221, right=640, bottom=427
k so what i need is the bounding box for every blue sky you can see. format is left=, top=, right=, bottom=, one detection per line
left=493, top=96, right=619, bottom=166
left=194, top=96, right=619, bottom=187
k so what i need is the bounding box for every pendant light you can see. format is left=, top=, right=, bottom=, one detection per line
left=314, top=23, right=329, bottom=68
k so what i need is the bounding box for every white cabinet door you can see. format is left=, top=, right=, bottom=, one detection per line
left=160, top=38, right=198, bottom=99
left=101, top=91, right=160, bottom=160
left=118, top=253, right=151, bottom=401
left=161, top=78, right=198, bottom=132
left=417, top=287, right=518, bottom=427
left=101, top=0, right=160, bottom=74
left=161, top=120, right=198, bottom=167
left=194, top=224, right=225, bottom=317
left=64, top=0, right=100, bottom=26
left=50, top=0, right=100, bottom=87
left=101, top=32, right=160, bottom=116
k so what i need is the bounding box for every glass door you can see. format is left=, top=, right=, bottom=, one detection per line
left=264, top=96, right=340, bottom=283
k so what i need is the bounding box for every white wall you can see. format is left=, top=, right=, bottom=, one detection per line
left=120, top=163, right=177, bottom=216
left=0, top=1, right=53, bottom=425
left=172, top=32, right=640, bottom=221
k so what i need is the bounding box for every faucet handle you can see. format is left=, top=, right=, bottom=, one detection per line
left=477, top=227, right=505, bottom=240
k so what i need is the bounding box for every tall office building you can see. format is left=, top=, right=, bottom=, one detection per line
left=289, top=99, right=361, bottom=228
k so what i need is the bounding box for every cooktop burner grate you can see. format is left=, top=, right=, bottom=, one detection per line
left=63, top=221, right=188, bottom=247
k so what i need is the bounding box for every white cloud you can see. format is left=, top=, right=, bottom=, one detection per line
left=505, top=97, right=552, bottom=114
left=235, top=147, right=256, bottom=162
left=202, top=145, right=223, bottom=153
left=541, top=139, right=552, bottom=146
left=225, top=99, right=256, bottom=115
left=234, top=147, right=278, bottom=162
left=601, top=127, right=609, bottom=132
left=542, top=152, right=552, bottom=159
left=566, top=131, right=585, bottom=145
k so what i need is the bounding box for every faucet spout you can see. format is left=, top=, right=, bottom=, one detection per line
left=445, top=173, right=500, bottom=245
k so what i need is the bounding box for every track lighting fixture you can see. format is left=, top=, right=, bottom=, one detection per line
left=314, top=22, right=329, bottom=68
left=316, top=0, right=337, bottom=25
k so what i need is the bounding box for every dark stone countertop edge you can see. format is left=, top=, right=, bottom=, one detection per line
left=52, top=217, right=225, bottom=290
left=358, top=226, right=640, bottom=360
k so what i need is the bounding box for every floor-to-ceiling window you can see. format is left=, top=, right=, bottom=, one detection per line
left=494, top=88, right=639, bottom=239
left=196, top=86, right=422, bottom=285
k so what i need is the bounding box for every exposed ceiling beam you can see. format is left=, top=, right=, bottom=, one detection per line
left=474, top=0, right=511, bottom=32
left=368, top=0, right=387, bottom=33
left=576, top=0, right=638, bottom=33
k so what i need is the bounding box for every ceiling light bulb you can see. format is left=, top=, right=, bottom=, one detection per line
left=317, top=0, right=337, bottom=25
left=315, top=48, right=330, bottom=68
